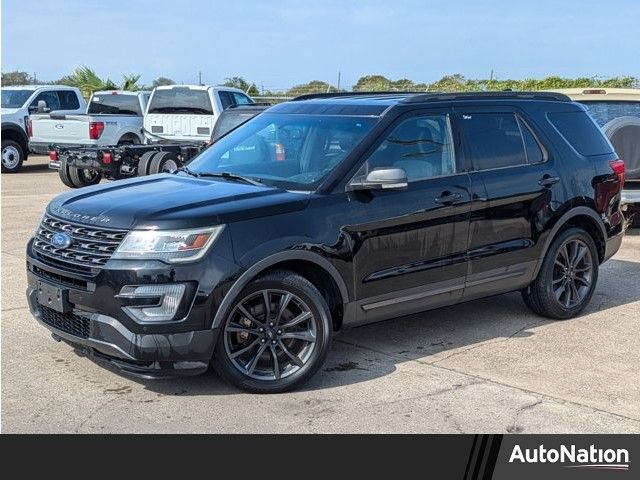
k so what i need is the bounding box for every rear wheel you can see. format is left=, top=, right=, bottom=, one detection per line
left=522, top=227, right=598, bottom=319
left=69, top=166, right=102, bottom=187
left=149, top=151, right=180, bottom=174
left=58, top=157, right=77, bottom=188
left=214, top=271, right=333, bottom=393
left=1, top=140, right=24, bottom=173
left=137, top=151, right=156, bottom=176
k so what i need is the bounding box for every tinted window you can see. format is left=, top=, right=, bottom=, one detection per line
left=58, top=90, right=80, bottom=110
left=362, top=114, right=456, bottom=182
left=519, top=118, right=544, bottom=164
left=189, top=114, right=376, bottom=189
left=461, top=113, right=526, bottom=169
left=548, top=111, right=614, bottom=156
left=30, top=91, right=61, bottom=111
left=233, top=92, right=253, bottom=105
left=88, top=94, right=141, bottom=115
left=147, top=88, right=213, bottom=115
left=580, top=101, right=640, bottom=126
left=212, top=111, right=261, bottom=141
left=219, top=91, right=234, bottom=110
left=1, top=89, right=34, bottom=108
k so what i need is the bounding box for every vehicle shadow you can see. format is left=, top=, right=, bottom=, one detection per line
left=15, top=162, right=52, bottom=173
left=119, top=257, right=639, bottom=396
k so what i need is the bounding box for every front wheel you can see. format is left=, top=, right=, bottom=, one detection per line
left=213, top=271, right=333, bottom=393
left=522, top=227, right=598, bottom=319
left=1, top=140, right=24, bottom=173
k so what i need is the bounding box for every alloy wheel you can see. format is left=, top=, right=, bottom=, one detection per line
left=223, top=289, right=317, bottom=381
left=552, top=238, right=593, bottom=309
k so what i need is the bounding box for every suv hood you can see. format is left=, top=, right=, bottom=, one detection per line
left=1, top=108, right=22, bottom=118
left=48, top=174, right=310, bottom=230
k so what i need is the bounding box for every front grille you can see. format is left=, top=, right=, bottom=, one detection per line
left=33, top=215, right=128, bottom=273
left=38, top=304, right=91, bottom=338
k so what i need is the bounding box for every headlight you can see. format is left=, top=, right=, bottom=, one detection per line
left=112, top=225, right=224, bottom=263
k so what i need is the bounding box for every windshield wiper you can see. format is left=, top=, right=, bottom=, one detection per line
left=176, top=166, right=199, bottom=177
left=196, top=171, right=265, bottom=186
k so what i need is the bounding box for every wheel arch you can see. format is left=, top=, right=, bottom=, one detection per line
left=1, top=123, right=29, bottom=157
left=211, top=251, right=350, bottom=331
left=533, top=206, right=607, bottom=278
left=117, top=131, right=142, bottom=145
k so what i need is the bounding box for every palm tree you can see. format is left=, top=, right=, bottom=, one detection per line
left=61, top=66, right=142, bottom=99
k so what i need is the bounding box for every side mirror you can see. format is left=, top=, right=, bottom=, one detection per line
left=348, top=167, right=408, bottom=191
left=37, top=100, right=50, bottom=113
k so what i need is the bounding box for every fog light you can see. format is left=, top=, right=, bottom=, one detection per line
left=119, top=284, right=186, bottom=322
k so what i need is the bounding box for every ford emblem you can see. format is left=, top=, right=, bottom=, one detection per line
left=55, top=124, right=64, bottom=129
left=51, top=232, right=72, bottom=249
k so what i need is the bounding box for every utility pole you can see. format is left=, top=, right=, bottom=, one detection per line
left=198, top=71, right=202, bottom=85
left=34, top=72, right=37, bottom=84
left=337, top=70, right=341, bottom=91
left=489, top=69, right=495, bottom=81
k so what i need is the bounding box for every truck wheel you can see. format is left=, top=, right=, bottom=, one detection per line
left=213, top=270, right=333, bottom=393
left=58, top=157, right=77, bottom=188
left=149, top=152, right=180, bottom=174
left=69, top=167, right=102, bottom=188
left=1, top=140, right=24, bottom=173
left=137, top=151, right=156, bottom=176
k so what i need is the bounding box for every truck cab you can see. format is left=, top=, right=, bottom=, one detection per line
left=143, top=85, right=254, bottom=144
left=1, top=85, right=85, bottom=172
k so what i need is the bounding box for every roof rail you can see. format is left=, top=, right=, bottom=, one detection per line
left=401, top=91, right=571, bottom=103
left=292, top=91, right=426, bottom=101
left=292, top=91, right=572, bottom=103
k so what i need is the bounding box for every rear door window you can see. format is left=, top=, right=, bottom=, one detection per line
left=57, top=90, right=80, bottom=110
left=460, top=112, right=528, bottom=170
left=548, top=111, right=614, bottom=156
left=88, top=94, right=142, bottom=115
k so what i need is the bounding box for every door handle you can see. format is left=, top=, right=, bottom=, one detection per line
left=538, top=175, right=560, bottom=187
left=435, top=192, right=462, bottom=204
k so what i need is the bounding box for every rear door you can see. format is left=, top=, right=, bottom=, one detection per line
left=456, top=106, right=566, bottom=300
left=347, top=109, right=472, bottom=323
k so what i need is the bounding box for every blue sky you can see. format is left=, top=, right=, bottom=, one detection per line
left=2, top=0, right=639, bottom=90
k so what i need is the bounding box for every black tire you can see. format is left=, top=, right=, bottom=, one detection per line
left=137, top=151, right=156, bottom=176
left=1, top=139, right=24, bottom=173
left=58, top=157, right=77, bottom=188
left=69, top=166, right=102, bottom=187
left=213, top=270, right=333, bottom=393
left=522, top=227, right=599, bottom=319
left=149, top=151, right=180, bottom=174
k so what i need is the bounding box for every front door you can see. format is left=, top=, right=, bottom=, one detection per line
left=345, top=110, right=472, bottom=324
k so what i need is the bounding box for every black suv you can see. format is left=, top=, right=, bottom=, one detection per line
left=26, top=92, right=625, bottom=392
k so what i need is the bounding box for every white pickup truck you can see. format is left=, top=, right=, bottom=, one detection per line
left=29, top=90, right=150, bottom=154
left=1, top=85, right=85, bottom=172
left=144, top=84, right=253, bottom=143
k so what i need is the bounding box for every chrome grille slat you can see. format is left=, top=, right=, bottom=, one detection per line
left=33, top=215, right=128, bottom=272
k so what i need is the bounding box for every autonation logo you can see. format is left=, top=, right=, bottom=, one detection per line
left=509, top=444, right=630, bottom=471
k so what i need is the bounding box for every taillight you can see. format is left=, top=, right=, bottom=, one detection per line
left=49, top=151, right=58, bottom=161
left=594, top=159, right=625, bottom=213
left=610, top=159, right=625, bottom=187
left=102, top=152, right=112, bottom=164
left=89, top=121, right=105, bottom=140
left=275, top=143, right=285, bottom=161
left=25, top=116, right=33, bottom=137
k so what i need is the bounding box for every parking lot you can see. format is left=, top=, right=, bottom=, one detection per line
left=1, top=155, right=639, bottom=433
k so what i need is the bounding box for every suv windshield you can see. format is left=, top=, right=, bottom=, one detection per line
left=88, top=93, right=141, bottom=115
left=147, top=88, right=213, bottom=115
left=187, top=113, right=377, bottom=190
left=580, top=101, right=640, bottom=126
left=1, top=89, right=33, bottom=108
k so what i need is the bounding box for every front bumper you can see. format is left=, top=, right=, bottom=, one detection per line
left=27, top=286, right=218, bottom=378
left=621, top=188, right=640, bottom=206
left=25, top=235, right=239, bottom=378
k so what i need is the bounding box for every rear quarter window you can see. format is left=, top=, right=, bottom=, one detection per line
left=548, top=111, right=614, bottom=156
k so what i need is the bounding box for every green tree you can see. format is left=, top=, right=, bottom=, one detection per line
left=286, top=80, right=337, bottom=96
left=353, top=75, right=392, bottom=91
left=1, top=71, right=36, bottom=86
left=223, top=76, right=260, bottom=95
left=151, top=76, right=175, bottom=87
left=56, top=66, right=143, bottom=99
